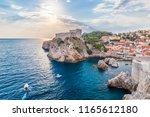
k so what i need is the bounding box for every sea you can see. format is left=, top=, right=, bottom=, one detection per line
left=0, top=39, right=132, bottom=100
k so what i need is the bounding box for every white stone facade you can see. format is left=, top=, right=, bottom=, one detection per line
left=132, top=57, right=150, bottom=82
left=55, top=29, right=82, bottom=40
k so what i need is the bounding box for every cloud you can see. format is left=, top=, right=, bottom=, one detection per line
left=115, top=0, right=150, bottom=10
left=11, top=4, right=22, bottom=10
left=93, top=0, right=127, bottom=13
left=114, top=0, right=129, bottom=9
left=0, top=10, right=6, bottom=15
left=0, top=0, right=94, bottom=38
left=1, top=0, right=150, bottom=37
left=91, top=14, right=150, bottom=32
left=0, top=15, right=93, bottom=38
left=91, top=14, right=140, bottom=27
left=91, top=0, right=150, bottom=32
left=93, top=3, right=113, bottom=13
left=66, top=0, right=71, bottom=3
left=93, top=0, right=150, bottom=13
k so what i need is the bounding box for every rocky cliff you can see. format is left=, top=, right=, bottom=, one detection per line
left=108, top=57, right=150, bottom=100
left=108, top=72, right=138, bottom=93
left=42, top=37, right=88, bottom=63
left=42, top=30, right=114, bottom=63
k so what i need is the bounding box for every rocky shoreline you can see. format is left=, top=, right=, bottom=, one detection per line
left=43, top=40, right=150, bottom=100
left=43, top=40, right=132, bottom=63
left=42, top=30, right=150, bottom=100
left=108, top=57, right=150, bottom=100
left=42, top=29, right=134, bottom=63
left=42, top=37, right=88, bottom=63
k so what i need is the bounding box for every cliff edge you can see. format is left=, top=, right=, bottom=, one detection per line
left=42, top=29, right=114, bottom=63
left=108, top=57, right=150, bottom=99
left=42, top=36, right=88, bottom=63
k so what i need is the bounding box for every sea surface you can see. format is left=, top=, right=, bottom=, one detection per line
left=0, top=39, right=132, bottom=100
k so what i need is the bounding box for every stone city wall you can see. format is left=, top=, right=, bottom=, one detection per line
left=55, top=29, right=82, bottom=40
left=132, top=57, right=150, bottom=83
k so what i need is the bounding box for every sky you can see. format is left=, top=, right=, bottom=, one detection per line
left=0, top=0, right=150, bottom=38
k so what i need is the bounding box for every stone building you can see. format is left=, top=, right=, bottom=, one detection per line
left=101, top=36, right=121, bottom=43
left=55, top=29, right=82, bottom=40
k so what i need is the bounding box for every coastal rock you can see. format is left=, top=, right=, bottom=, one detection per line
left=104, top=58, right=110, bottom=64
left=123, top=92, right=150, bottom=100
left=42, top=41, right=50, bottom=51
left=108, top=72, right=138, bottom=92
left=108, top=58, right=119, bottom=68
left=104, top=58, right=119, bottom=68
left=97, top=60, right=108, bottom=70
left=123, top=77, right=150, bottom=100
left=108, top=57, right=150, bottom=100
left=43, top=37, right=88, bottom=63
left=124, top=57, right=150, bottom=100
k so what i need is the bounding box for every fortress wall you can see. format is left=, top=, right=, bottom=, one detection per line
left=56, top=33, right=71, bottom=40
left=55, top=29, right=82, bottom=40
left=70, top=30, right=77, bottom=37
left=132, top=57, right=150, bottom=93
left=75, top=29, right=82, bottom=38
left=132, top=60, right=143, bottom=82
left=132, top=57, right=150, bottom=83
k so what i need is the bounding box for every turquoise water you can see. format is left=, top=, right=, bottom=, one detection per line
left=0, top=39, right=131, bottom=100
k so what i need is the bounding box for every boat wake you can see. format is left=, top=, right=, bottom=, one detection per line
left=56, top=74, right=62, bottom=78
left=22, top=84, right=32, bottom=100
left=22, top=92, right=27, bottom=100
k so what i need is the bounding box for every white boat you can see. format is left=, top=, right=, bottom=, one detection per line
left=24, top=83, right=29, bottom=91
left=56, top=74, right=62, bottom=78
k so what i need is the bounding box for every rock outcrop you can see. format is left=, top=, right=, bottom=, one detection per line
left=104, top=58, right=110, bottom=64
left=108, top=57, right=150, bottom=100
left=97, top=60, right=108, bottom=70
left=42, top=41, right=50, bottom=51
left=109, top=58, right=119, bottom=68
left=108, top=72, right=138, bottom=92
left=97, top=58, right=119, bottom=70
left=104, top=58, right=119, bottom=68
left=42, top=37, right=88, bottom=63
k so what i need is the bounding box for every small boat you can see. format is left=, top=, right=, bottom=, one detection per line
left=24, top=83, right=29, bottom=91
left=56, top=74, right=62, bottom=78
left=125, top=63, right=129, bottom=65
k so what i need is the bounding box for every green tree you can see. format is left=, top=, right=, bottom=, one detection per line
left=82, top=31, right=112, bottom=44
left=82, top=31, right=110, bottom=52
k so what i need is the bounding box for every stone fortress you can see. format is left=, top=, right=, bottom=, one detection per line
left=132, top=57, right=150, bottom=82
left=55, top=29, right=82, bottom=41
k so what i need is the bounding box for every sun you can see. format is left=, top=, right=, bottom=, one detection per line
left=42, top=0, right=63, bottom=16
